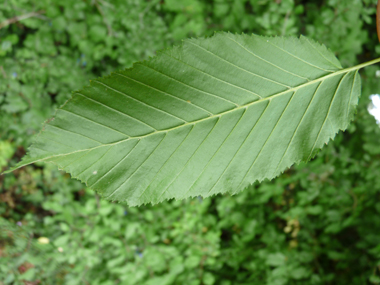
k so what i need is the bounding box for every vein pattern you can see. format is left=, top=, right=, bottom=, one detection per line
left=8, top=33, right=363, bottom=206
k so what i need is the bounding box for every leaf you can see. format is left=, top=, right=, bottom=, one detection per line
left=4, top=33, right=380, bottom=206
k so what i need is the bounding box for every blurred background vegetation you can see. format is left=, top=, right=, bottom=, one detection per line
left=1, top=0, right=380, bottom=284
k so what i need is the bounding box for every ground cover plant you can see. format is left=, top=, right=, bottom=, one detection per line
left=1, top=0, right=380, bottom=284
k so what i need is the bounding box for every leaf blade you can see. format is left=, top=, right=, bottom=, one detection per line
left=6, top=33, right=368, bottom=205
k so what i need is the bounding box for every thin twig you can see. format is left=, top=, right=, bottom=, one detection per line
left=281, top=10, right=291, bottom=36
left=139, top=0, right=158, bottom=29
left=94, top=1, right=113, bottom=36
left=377, top=0, right=380, bottom=42
left=199, top=255, right=207, bottom=282
left=347, top=189, right=358, bottom=210
left=0, top=10, right=45, bottom=29
left=0, top=66, right=7, bottom=78
left=95, top=193, right=101, bottom=210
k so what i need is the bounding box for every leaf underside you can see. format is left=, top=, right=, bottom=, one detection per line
left=7, top=32, right=361, bottom=206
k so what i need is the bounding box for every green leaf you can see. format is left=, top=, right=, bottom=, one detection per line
left=4, top=32, right=380, bottom=206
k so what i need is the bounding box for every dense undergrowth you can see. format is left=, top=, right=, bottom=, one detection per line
left=1, top=0, right=380, bottom=284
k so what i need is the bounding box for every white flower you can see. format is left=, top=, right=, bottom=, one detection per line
left=38, top=237, right=50, bottom=244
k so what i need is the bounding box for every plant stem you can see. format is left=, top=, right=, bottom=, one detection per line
left=377, top=0, right=380, bottom=43
left=349, top=57, right=380, bottom=72
left=0, top=10, right=45, bottom=29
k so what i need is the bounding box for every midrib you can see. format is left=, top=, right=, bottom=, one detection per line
left=13, top=57, right=380, bottom=167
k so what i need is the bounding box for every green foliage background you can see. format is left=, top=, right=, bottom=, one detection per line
left=1, top=0, right=380, bottom=284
